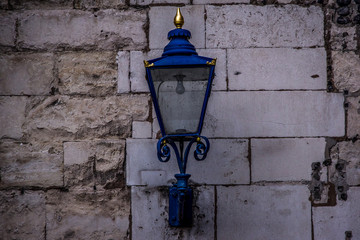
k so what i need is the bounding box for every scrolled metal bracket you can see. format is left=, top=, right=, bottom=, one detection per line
left=156, top=135, right=210, bottom=227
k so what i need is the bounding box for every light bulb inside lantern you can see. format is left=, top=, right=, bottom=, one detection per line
left=174, top=74, right=186, bottom=94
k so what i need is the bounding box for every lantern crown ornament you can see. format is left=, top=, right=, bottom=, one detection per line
left=144, top=8, right=216, bottom=227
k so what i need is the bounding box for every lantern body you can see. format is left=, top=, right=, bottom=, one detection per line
left=145, top=56, right=215, bottom=138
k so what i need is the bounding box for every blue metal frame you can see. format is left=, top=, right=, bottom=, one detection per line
left=144, top=20, right=216, bottom=227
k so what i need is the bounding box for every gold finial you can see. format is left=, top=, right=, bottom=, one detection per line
left=174, top=8, right=184, bottom=29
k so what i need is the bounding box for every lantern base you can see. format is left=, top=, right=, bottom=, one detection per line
left=169, top=173, right=193, bottom=227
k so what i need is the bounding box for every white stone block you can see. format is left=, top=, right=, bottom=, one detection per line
left=131, top=186, right=214, bottom=239
left=217, top=185, right=311, bottom=240
left=203, top=91, right=345, bottom=138
left=126, top=139, right=249, bottom=186
left=251, top=138, right=326, bottom=182
left=197, top=49, right=227, bottom=91
left=313, top=187, right=360, bottom=240
left=132, top=121, right=152, bottom=139
left=149, top=6, right=205, bottom=49
left=117, top=51, right=130, bottom=93
left=130, top=50, right=161, bottom=92
left=228, top=48, right=327, bottom=90
left=206, top=5, right=324, bottom=48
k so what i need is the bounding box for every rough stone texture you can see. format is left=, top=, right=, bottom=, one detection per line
left=117, top=51, right=130, bottom=93
left=149, top=6, right=205, bottom=49
left=251, top=138, right=326, bottom=182
left=0, top=53, right=55, bottom=95
left=58, top=52, right=117, bottom=96
left=228, top=48, right=327, bottom=90
left=347, top=96, right=360, bottom=138
left=194, top=0, right=248, bottom=3
left=313, top=187, right=360, bottom=240
left=23, top=95, right=149, bottom=142
left=75, top=0, right=126, bottom=9
left=131, top=0, right=189, bottom=4
left=9, top=0, right=73, bottom=9
left=46, top=189, right=130, bottom=240
left=18, top=9, right=146, bottom=50
left=0, top=0, right=8, bottom=9
left=0, top=96, right=27, bottom=139
left=330, top=141, right=360, bottom=186
left=332, top=51, right=360, bottom=93
left=131, top=186, right=214, bottom=240
left=217, top=185, right=311, bottom=240
left=0, top=13, right=16, bottom=47
left=127, top=139, right=249, bottom=186
left=329, top=22, right=358, bottom=51
left=0, top=141, right=63, bottom=188
left=203, top=91, right=345, bottom=138
left=129, top=49, right=226, bottom=93
left=64, top=140, right=125, bottom=190
left=206, top=5, right=324, bottom=48
left=0, top=191, right=45, bottom=240
left=132, top=121, right=152, bottom=139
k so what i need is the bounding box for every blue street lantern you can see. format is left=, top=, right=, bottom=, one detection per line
left=144, top=8, right=216, bottom=227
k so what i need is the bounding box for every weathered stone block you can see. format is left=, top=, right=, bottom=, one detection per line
left=64, top=140, right=125, bottom=190
left=131, top=0, right=189, bottom=4
left=347, top=96, right=360, bottom=138
left=228, top=48, right=327, bottom=90
left=126, top=139, right=249, bottom=186
left=131, top=186, right=214, bottom=239
left=0, top=13, right=16, bottom=47
left=58, top=52, right=117, bottom=96
left=18, top=9, right=146, bottom=50
left=0, top=97, right=27, bottom=139
left=0, top=141, right=63, bottom=188
left=24, top=95, right=149, bottom=142
left=251, top=138, right=326, bottom=182
left=149, top=6, right=205, bottom=49
left=0, top=190, right=46, bottom=240
left=332, top=51, right=360, bottom=93
left=46, top=189, right=130, bottom=240
left=76, top=0, right=126, bottom=9
left=217, top=185, right=311, bottom=240
left=203, top=91, right=345, bottom=137
left=313, top=187, right=360, bottom=240
left=132, top=121, right=152, bottom=139
left=130, top=49, right=226, bottom=93
left=117, top=51, right=130, bottom=93
left=9, top=0, right=73, bottom=9
left=329, top=23, right=357, bottom=51
left=194, top=0, right=248, bottom=3
left=330, top=141, right=360, bottom=186
left=0, top=0, right=8, bottom=9
left=0, top=53, right=54, bottom=95
left=206, top=5, right=324, bottom=48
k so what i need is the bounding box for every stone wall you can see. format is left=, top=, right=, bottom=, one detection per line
left=0, top=0, right=359, bottom=239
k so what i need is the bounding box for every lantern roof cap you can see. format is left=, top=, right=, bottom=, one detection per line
left=162, top=8, right=197, bottom=56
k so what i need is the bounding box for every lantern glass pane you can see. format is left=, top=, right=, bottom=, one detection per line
left=150, top=67, right=210, bottom=135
